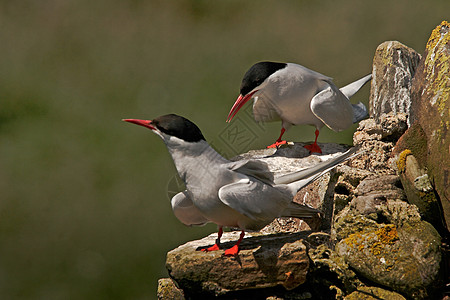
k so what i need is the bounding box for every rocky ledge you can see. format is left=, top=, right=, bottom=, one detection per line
left=158, top=21, right=450, bottom=300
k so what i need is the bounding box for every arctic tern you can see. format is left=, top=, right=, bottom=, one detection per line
left=124, top=114, right=361, bottom=256
left=227, top=62, right=371, bottom=153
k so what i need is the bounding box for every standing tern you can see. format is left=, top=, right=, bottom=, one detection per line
left=227, top=61, right=371, bottom=153
left=124, top=114, right=360, bottom=256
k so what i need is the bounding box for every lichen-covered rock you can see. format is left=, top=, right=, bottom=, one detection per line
left=157, top=278, right=185, bottom=300
left=166, top=231, right=310, bottom=297
left=410, top=20, right=450, bottom=230
left=395, top=150, right=445, bottom=233
left=334, top=210, right=381, bottom=240
left=308, top=244, right=363, bottom=297
left=336, top=222, right=441, bottom=299
left=369, top=41, right=421, bottom=126
left=333, top=174, right=408, bottom=240
left=392, top=122, right=428, bottom=169
left=344, top=286, right=406, bottom=300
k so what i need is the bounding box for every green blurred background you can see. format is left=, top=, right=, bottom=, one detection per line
left=0, top=0, right=448, bottom=298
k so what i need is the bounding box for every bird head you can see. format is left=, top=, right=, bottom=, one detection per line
left=123, top=114, right=206, bottom=144
left=226, top=61, right=287, bottom=122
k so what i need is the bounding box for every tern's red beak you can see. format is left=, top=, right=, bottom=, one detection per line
left=123, top=119, right=156, bottom=130
left=226, top=91, right=257, bottom=122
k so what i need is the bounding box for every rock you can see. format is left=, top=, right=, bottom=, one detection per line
left=344, top=286, right=406, bottom=300
left=369, top=41, right=421, bottom=126
left=333, top=174, right=406, bottom=240
left=308, top=244, right=363, bottom=298
left=395, top=150, right=445, bottom=234
left=157, top=278, right=185, bottom=300
left=332, top=165, right=374, bottom=215
left=166, top=231, right=310, bottom=297
left=393, top=122, right=428, bottom=170
left=353, top=175, right=404, bottom=198
left=353, top=113, right=408, bottom=144
left=410, top=21, right=450, bottom=230
left=376, top=199, right=422, bottom=227
left=350, top=175, right=405, bottom=215
left=350, top=113, right=407, bottom=175
left=336, top=222, right=441, bottom=299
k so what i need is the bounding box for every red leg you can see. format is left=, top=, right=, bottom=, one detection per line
left=201, top=227, right=223, bottom=252
left=267, top=128, right=288, bottom=148
left=304, top=129, right=322, bottom=154
left=223, top=230, right=245, bottom=256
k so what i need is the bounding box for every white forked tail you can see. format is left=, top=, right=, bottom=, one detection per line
left=340, top=74, right=372, bottom=123
left=274, top=146, right=363, bottom=195
left=340, top=74, right=372, bottom=99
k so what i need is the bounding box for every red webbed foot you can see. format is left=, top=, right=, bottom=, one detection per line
left=267, top=140, right=288, bottom=149
left=223, top=245, right=239, bottom=256
left=223, top=230, right=245, bottom=256
left=304, top=142, right=322, bottom=154
left=201, top=243, right=221, bottom=252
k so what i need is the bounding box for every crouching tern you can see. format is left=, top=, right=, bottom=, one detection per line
left=124, top=114, right=360, bottom=256
left=227, top=62, right=371, bottom=153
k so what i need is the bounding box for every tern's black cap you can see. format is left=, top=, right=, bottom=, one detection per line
left=240, top=61, right=287, bottom=96
left=152, top=114, right=205, bottom=142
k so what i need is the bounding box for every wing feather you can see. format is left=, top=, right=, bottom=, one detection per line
left=310, top=85, right=354, bottom=131
left=218, top=179, right=290, bottom=222
left=171, top=191, right=209, bottom=226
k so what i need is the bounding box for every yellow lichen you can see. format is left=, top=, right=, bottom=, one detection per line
left=368, top=225, right=399, bottom=257
left=424, top=21, right=450, bottom=126
left=343, top=225, right=399, bottom=257
left=397, top=149, right=412, bottom=172
left=343, top=232, right=364, bottom=248
left=426, top=21, right=450, bottom=54
left=375, top=224, right=399, bottom=245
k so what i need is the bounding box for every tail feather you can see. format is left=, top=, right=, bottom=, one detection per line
left=274, top=146, right=361, bottom=185
left=340, top=74, right=372, bottom=99
left=352, top=102, right=368, bottom=123
left=281, top=202, right=320, bottom=218
left=275, top=146, right=363, bottom=198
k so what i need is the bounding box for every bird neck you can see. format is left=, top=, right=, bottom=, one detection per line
left=166, top=140, right=228, bottom=183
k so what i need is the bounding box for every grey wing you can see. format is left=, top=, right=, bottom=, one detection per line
left=310, top=84, right=354, bottom=132
left=227, top=159, right=274, bottom=185
left=171, top=191, right=209, bottom=226
left=218, top=178, right=291, bottom=222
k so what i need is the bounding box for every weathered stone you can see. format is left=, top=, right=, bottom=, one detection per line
left=393, top=122, right=428, bottom=170
left=334, top=209, right=381, bottom=240
left=344, top=286, right=406, bottom=300
left=350, top=113, right=407, bottom=175
left=395, top=150, right=445, bottom=233
left=332, top=165, right=375, bottom=215
left=166, top=231, right=310, bottom=297
left=410, top=20, right=450, bottom=230
left=376, top=199, right=422, bottom=227
left=305, top=232, right=332, bottom=249
left=369, top=41, right=421, bottom=125
left=350, top=194, right=388, bottom=215
left=157, top=278, right=185, bottom=300
left=336, top=222, right=441, bottom=299
left=353, top=175, right=404, bottom=197
left=308, top=244, right=363, bottom=297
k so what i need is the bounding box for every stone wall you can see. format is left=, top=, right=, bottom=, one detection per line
left=158, top=21, right=449, bottom=300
